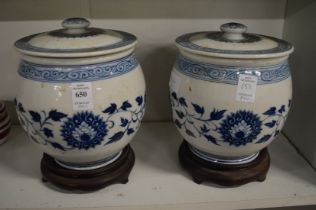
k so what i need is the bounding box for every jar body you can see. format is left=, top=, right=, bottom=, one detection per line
left=170, top=51, right=292, bottom=161
left=16, top=52, right=146, bottom=166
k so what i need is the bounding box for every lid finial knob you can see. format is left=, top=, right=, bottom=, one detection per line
left=220, top=22, right=247, bottom=41
left=62, top=17, right=90, bottom=30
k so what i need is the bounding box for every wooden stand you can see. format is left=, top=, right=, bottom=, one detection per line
left=41, top=145, right=135, bottom=192
left=179, top=141, right=270, bottom=187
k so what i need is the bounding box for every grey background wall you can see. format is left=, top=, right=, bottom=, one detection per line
left=283, top=0, right=316, bottom=169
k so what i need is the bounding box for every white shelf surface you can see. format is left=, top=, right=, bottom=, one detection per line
left=0, top=123, right=316, bottom=210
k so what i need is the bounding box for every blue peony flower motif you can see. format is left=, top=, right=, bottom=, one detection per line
left=60, top=111, right=108, bottom=150
left=219, top=110, right=262, bottom=147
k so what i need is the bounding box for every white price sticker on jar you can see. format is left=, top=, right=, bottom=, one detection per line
left=236, top=74, right=258, bottom=103
left=71, top=82, right=94, bottom=111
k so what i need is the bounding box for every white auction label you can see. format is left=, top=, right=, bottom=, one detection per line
left=236, top=74, right=258, bottom=103
left=169, top=72, right=182, bottom=93
left=71, top=82, right=94, bottom=111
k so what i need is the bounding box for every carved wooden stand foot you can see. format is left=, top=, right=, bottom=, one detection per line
left=179, top=141, right=270, bottom=187
left=41, top=144, right=135, bottom=192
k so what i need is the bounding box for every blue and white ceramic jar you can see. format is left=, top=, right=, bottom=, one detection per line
left=15, top=18, right=145, bottom=170
left=170, top=23, right=293, bottom=164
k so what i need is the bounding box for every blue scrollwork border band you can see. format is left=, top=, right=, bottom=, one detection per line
left=18, top=53, right=138, bottom=83
left=175, top=54, right=290, bottom=85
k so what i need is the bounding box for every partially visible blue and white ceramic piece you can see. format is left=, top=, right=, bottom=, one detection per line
left=170, top=22, right=293, bottom=164
left=0, top=102, right=11, bottom=145
left=15, top=18, right=146, bottom=170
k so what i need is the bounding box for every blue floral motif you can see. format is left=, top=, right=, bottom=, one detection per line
left=170, top=91, right=290, bottom=147
left=15, top=105, right=68, bottom=150
left=60, top=112, right=107, bottom=150
left=102, top=95, right=146, bottom=145
left=218, top=111, right=262, bottom=146
left=15, top=94, right=145, bottom=151
left=18, top=54, right=138, bottom=83
left=175, top=54, right=290, bottom=85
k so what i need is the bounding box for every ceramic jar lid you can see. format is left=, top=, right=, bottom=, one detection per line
left=176, top=22, right=293, bottom=59
left=15, top=18, right=137, bottom=58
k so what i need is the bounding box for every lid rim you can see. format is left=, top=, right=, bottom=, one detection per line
left=15, top=30, right=137, bottom=57
left=175, top=31, right=293, bottom=58
left=177, top=45, right=294, bottom=59
left=15, top=43, right=137, bottom=58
